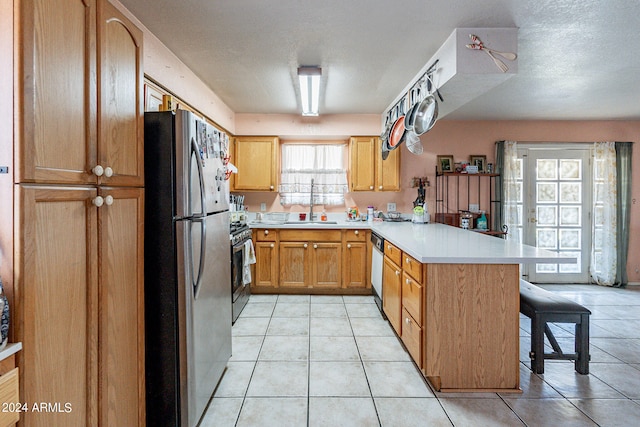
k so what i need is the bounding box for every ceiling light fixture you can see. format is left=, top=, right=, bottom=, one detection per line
left=297, top=66, right=322, bottom=116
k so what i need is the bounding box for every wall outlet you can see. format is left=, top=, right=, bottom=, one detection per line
left=260, top=202, right=267, bottom=211
left=387, top=202, right=396, bottom=212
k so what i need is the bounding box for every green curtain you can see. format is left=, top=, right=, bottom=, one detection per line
left=615, top=142, right=633, bottom=286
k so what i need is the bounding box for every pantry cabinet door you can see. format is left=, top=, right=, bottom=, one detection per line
left=98, top=0, right=144, bottom=187
left=98, top=186, right=145, bottom=426
left=16, top=185, right=99, bottom=427
left=16, top=0, right=97, bottom=185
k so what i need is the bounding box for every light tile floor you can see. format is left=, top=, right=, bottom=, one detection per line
left=202, top=285, right=640, bottom=426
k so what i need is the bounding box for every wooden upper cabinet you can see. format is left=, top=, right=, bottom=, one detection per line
left=376, top=137, right=401, bottom=191
left=233, top=136, right=279, bottom=191
left=98, top=0, right=144, bottom=187
left=349, top=137, right=376, bottom=191
left=349, top=136, right=400, bottom=192
left=15, top=0, right=97, bottom=184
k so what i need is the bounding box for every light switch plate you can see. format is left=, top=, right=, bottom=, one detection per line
left=387, top=202, right=396, bottom=212
left=260, top=203, right=267, bottom=211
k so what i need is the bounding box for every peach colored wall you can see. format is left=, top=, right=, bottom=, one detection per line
left=235, top=113, right=381, bottom=139
left=238, top=119, right=640, bottom=283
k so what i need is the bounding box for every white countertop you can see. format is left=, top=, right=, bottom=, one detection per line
left=250, top=216, right=575, bottom=265
left=370, top=222, right=576, bottom=264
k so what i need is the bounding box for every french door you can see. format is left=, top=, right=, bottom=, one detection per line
left=519, top=146, right=592, bottom=283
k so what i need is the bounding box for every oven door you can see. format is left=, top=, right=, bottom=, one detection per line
left=231, top=242, right=245, bottom=303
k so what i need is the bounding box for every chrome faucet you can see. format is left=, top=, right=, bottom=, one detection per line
left=309, top=178, right=315, bottom=221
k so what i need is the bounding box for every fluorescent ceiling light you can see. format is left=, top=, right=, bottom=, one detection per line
left=298, top=66, right=321, bottom=116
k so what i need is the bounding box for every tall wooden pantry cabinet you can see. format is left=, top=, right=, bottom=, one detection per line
left=0, top=0, right=145, bottom=426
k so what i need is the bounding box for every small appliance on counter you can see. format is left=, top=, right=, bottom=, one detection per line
left=412, top=179, right=430, bottom=223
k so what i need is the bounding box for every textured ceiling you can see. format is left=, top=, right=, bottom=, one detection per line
left=119, top=0, right=640, bottom=120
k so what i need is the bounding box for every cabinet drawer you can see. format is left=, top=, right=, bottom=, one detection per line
left=402, top=272, right=423, bottom=323
left=344, top=229, right=367, bottom=242
left=279, top=229, right=341, bottom=242
left=385, top=241, right=402, bottom=266
left=402, top=253, right=423, bottom=282
left=0, top=368, right=20, bottom=426
left=401, top=308, right=422, bottom=369
left=255, top=229, right=277, bottom=241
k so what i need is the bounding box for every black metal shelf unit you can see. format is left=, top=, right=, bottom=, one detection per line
left=434, top=168, right=505, bottom=236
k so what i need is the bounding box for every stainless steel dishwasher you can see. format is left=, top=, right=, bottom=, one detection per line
left=370, top=232, right=385, bottom=316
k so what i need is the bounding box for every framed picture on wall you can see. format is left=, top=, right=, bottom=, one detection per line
left=470, top=155, right=487, bottom=173
left=437, top=155, right=454, bottom=173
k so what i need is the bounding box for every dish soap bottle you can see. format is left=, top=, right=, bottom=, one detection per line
left=477, top=211, right=488, bottom=230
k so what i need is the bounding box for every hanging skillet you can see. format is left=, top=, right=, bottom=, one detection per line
left=388, top=99, right=407, bottom=150
left=413, top=77, right=439, bottom=136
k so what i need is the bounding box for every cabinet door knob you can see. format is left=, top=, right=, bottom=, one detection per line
left=395, top=270, right=400, bottom=276
left=369, top=185, right=374, bottom=190
left=406, top=278, right=410, bottom=285
left=313, top=244, right=318, bottom=249
left=405, top=317, right=411, bottom=325
left=270, top=243, right=274, bottom=248
left=104, top=166, right=114, bottom=178
left=92, top=196, right=104, bottom=207
left=264, top=230, right=269, bottom=235
left=379, top=185, right=383, bottom=190
left=347, top=244, right=351, bottom=249
left=270, top=185, right=274, bottom=190
left=304, top=243, right=308, bottom=248
left=354, top=230, right=359, bottom=235
left=387, top=245, right=391, bottom=251
left=104, top=195, right=114, bottom=206
left=406, top=257, right=410, bottom=264
left=92, top=165, right=104, bottom=177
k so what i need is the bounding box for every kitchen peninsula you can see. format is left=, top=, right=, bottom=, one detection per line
left=250, top=220, right=574, bottom=392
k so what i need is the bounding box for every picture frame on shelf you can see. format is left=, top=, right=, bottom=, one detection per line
left=437, top=155, right=454, bottom=173
left=470, top=155, right=487, bottom=173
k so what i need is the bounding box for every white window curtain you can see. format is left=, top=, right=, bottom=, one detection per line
left=591, top=141, right=617, bottom=286
left=502, top=140, right=521, bottom=242
left=279, top=144, right=348, bottom=205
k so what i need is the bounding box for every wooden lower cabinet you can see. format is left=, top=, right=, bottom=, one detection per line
left=382, top=256, right=402, bottom=335
left=279, top=242, right=310, bottom=288
left=254, top=241, right=279, bottom=288
left=343, top=241, right=368, bottom=288
left=252, top=228, right=369, bottom=293
left=15, top=185, right=144, bottom=426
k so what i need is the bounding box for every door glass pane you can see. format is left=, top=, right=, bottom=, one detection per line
left=536, top=229, right=557, bottom=249
left=537, top=159, right=557, bottom=180
left=560, top=182, right=581, bottom=203
left=537, top=206, right=557, bottom=226
left=537, top=183, right=557, bottom=203
left=560, top=160, right=581, bottom=179
left=559, top=229, right=581, bottom=250
left=560, top=206, right=581, bottom=226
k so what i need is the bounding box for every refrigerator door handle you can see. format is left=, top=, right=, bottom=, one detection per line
left=192, top=216, right=207, bottom=300
left=191, top=137, right=207, bottom=217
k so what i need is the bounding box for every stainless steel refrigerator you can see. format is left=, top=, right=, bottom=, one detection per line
left=144, top=110, right=231, bottom=427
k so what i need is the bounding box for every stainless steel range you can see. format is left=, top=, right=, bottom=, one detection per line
left=230, top=221, right=252, bottom=323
